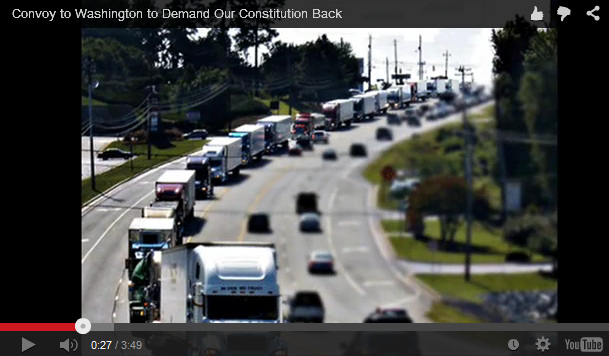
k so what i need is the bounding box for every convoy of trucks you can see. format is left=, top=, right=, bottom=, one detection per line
left=203, top=137, right=242, bottom=183
left=257, top=115, right=293, bottom=153
left=322, top=99, right=355, bottom=130
left=129, top=242, right=281, bottom=323
left=228, top=124, right=266, bottom=166
left=352, top=93, right=376, bottom=120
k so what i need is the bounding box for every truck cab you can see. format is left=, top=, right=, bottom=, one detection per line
left=186, top=155, right=214, bottom=199
left=228, top=131, right=251, bottom=165
left=126, top=218, right=177, bottom=274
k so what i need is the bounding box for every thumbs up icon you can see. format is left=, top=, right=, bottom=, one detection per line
left=531, top=6, right=544, bottom=21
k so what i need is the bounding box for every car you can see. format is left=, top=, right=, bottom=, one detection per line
left=312, top=130, right=330, bottom=144
left=419, top=104, right=431, bottom=113
left=183, top=129, right=208, bottom=140
left=286, top=291, right=325, bottom=323
left=386, top=114, right=401, bottom=126
left=300, top=213, right=321, bottom=232
left=322, top=148, right=338, bottom=161
left=288, top=145, right=303, bottom=156
left=247, top=213, right=271, bottom=233
left=97, top=148, right=133, bottom=160
left=349, top=143, right=367, bottom=157
left=296, top=192, right=318, bottom=214
left=406, top=116, right=421, bottom=127
left=375, top=127, right=393, bottom=141
left=307, top=250, right=334, bottom=274
left=363, top=308, right=414, bottom=323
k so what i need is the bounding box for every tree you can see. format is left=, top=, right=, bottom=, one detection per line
left=518, top=29, right=558, bottom=210
left=409, top=176, right=491, bottom=243
left=491, top=16, right=541, bottom=211
left=261, top=41, right=300, bottom=97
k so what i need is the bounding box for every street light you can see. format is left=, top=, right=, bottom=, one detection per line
left=86, top=57, right=99, bottom=190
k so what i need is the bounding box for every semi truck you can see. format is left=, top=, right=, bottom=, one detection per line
left=257, top=115, right=292, bottom=153
left=202, top=137, right=242, bottom=183
left=228, top=124, right=266, bottom=166
left=416, top=80, right=428, bottom=101
left=352, top=93, right=376, bottom=120
left=386, top=87, right=403, bottom=109
left=322, top=99, right=354, bottom=130
left=369, top=90, right=390, bottom=114
left=154, top=170, right=196, bottom=220
left=185, top=155, right=213, bottom=199
left=133, top=242, right=282, bottom=323
left=292, top=113, right=326, bottom=137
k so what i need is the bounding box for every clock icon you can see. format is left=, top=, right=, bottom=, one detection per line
left=508, top=339, right=520, bottom=351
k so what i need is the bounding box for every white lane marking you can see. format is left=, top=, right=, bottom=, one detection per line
left=139, top=181, right=150, bottom=185
left=337, top=220, right=361, bottom=227
left=327, top=188, right=366, bottom=296
left=82, top=239, right=89, bottom=243
left=82, top=190, right=154, bottom=264
left=363, top=280, right=395, bottom=287
left=96, top=208, right=122, bottom=212
left=382, top=296, right=419, bottom=308
left=341, top=246, right=369, bottom=253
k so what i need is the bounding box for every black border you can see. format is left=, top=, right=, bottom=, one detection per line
left=5, top=0, right=605, bottom=324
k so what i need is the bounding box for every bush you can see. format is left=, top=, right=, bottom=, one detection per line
left=406, top=208, right=425, bottom=239
left=125, top=129, right=148, bottom=143
left=164, top=128, right=184, bottom=141
left=503, top=213, right=556, bottom=254
left=435, top=127, right=453, bottom=143
left=442, top=136, right=464, bottom=154
left=505, top=252, right=531, bottom=263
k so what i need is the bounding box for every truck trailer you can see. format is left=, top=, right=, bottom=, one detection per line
left=369, top=90, right=390, bottom=114
left=416, top=80, right=428, bottom=101
left=185, top=155, right=213, bottom=199
left=322, top=99, right=354, bottom=130
left=257, top=115, right=292, bottom=153
left=155, top=170, right=196, bottom=220
left=135, top=242, right=281, bottom=323
left=203, top=137, right=242, bottom=183
left=228, top=124, right=266, bottom=166
left=352, top=93, right=376, bottom=120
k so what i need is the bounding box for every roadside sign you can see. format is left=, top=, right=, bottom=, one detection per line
left=506, top=181, right=522, bottom=212
left=381, top=165, right=397, bottom=182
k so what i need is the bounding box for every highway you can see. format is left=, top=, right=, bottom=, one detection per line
left=82, top=100, right=494, bottom=323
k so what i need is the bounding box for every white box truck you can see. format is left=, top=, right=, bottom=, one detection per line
left=228, top=124, right=266, bottom=166
left=369, top=90, right=389, bottom=114
left=159, top=242, right=281, bottom=323
left=322, top=99, right=354, bottom=130
left=257, top=115, right=292, bottom=153
left=155, top=170, right=196, bottom=221
left=416, top=80, right=428, bottom=101
left=436, top=79, right=447, bottom=95
left=203, top=137, right=242, bottom=183
left=353, top=93, right=376, bottom=120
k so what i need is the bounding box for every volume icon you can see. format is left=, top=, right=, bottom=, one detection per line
left=59, top=338, right=79, bottom=352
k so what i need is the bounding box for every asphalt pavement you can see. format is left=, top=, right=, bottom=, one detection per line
left=81, top=136, right=125, bottom=180
left=82, top=100, right=495, bottom=323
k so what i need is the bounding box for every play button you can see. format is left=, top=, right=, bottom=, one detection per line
left=22, top=338, right=35, bottom=352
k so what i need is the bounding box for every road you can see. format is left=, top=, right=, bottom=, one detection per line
left=81, top=136, right=127, bottom=180
left=82, top=100, right=494, bottom=323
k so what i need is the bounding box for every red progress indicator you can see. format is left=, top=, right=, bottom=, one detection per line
left=0, top=323, right=76, bottom=331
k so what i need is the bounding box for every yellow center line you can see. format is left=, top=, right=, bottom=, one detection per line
left=237, top=167, right=291, bottom=242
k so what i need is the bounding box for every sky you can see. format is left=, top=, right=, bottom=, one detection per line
left=197, top=28, right=497, bottom=87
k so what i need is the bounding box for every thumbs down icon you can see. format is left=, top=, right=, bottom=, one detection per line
left=557, top=6, right=571, bottom=21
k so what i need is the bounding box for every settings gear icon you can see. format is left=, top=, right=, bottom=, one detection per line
left=536, top=336, right=551, bottom=352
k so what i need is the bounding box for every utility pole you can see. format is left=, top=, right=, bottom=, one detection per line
left=394, top=39, right=398, bottom=81
left=85, top=56, right=96, bottom=191
left=417, top=35, right=425, bottom=81
left=386, top=57, right=389, bottom=84
left=458, top=65, right=474, bottom=281
left=147, top=85, right=159, bottom=160
left=368, top=34, right=372, bottom=91
left=443, top=50, right=451, bottom=78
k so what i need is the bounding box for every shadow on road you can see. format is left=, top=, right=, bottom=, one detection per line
left=183, top=217, right=206, bottom=236
left=243, top=157, right=272, bottom=170
left=215, top=173, right=250, bottom=187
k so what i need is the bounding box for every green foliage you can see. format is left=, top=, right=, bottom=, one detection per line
left=503, top=212, right=557, bottom=255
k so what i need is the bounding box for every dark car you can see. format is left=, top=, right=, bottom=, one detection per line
left=364, top=308, right=414, bottom=323
left=286, top=291, right=325, bottom=323
left=386, top=114, right=401, bottom=126
left=376, top=127, right=393, bottom=141
left=183, top=129, right=208, bottom=140
left=307, top=251, right=334, bottom=274
left=97, top=148, right=133, bottom=160
left=300, top=213, right=321, bottom=232
left=322, top=148, right=338, bottom=161
left=247, top=213, right=271, bottom=233
left=350, top=143, right=367, bottom=157
left=296, top=192, right=318, bottom=214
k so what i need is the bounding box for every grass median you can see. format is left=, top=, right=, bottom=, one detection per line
left=82, top=140, right=205, bottom=205
left=386, top=219, right=550, bottom=264
left=418, top=273, right=557, bottom=323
